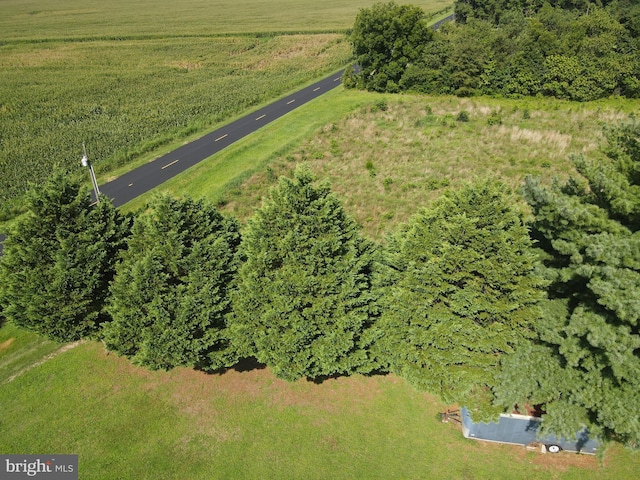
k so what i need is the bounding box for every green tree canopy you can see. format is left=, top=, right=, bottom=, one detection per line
left=415, top=4, right=640, bottom=100
left=496, top=119, right=640, bottom=447
left=228, top=166, right=381, bottom=381
left=455, top=1, right=614, bottom=24
left=346, top=1, right=433, bottom=92
left=376, top=181, right=545, bottom=416
left=376, top=1, right=640, bottom=99
left=103, top=195, right=240, bottom=371
left=0, top=169, right=130, bottom=341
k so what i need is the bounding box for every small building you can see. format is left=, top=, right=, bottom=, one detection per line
left=460, top=406, right=599, bottom=454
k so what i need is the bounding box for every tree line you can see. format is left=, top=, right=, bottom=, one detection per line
left=344, top=1, right=640, bottom=100
left=1, top=119, right=638, bottom=448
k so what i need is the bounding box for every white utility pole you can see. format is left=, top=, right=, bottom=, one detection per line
left=81, top=142, right=101, bottom=203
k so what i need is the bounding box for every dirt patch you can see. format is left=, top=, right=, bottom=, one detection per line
left=529, top=449, right=598, bottom=471
left=0, top=338, right=15, bottom=351
left=113, top=357, right=402, bottom=418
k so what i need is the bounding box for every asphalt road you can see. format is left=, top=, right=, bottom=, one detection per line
left=0, top=69, right=345, bottom=256
left=100, top=69, right=346, bottom=208
left=0, top=14, right=455, bottom=256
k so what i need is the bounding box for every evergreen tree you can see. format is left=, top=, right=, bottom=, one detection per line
left=0, top=169, right=130, bottom=341
left=228, top=166, right=381, bottom=381
left=103, top=195, right=240, bottom=371
left=377, top=181, right=545, bottom=416
left=496, top=119, right=640, bottom=447
left=346, top=1, right=433, bottom=92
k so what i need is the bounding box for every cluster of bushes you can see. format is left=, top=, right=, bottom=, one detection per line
left=347, top=1, right=640, bottom=100
left=1, top=119, right=639, bottom=446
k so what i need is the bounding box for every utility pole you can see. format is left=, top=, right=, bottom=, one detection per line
left=81, top=142, right=101, bottom=203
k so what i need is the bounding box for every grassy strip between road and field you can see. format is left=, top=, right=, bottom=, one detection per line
left=118, top=87, right=374, bottom=213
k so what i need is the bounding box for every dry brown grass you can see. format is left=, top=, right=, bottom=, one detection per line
left=0, top=338, right=15, bottom=351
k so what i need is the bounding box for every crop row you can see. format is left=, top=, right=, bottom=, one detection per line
left=0, top=34, right=350, bottom=215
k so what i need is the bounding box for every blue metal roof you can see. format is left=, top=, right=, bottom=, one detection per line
left=460, top=407, right=598, bottom=454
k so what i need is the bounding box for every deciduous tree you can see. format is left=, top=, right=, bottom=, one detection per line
left=347, top=1, right=433, bottom=92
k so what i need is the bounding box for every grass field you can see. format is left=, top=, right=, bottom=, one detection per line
left=233, top=94, right=639, bottom=239
left=1, top=335, right=640, bottom=479
left=0, top=32, right=350, bottom=210
left=0, top=323, right=60, bottom=384
left=120, top=86, right=640, bottom=239
left=0, top=0, right=451, bottom=39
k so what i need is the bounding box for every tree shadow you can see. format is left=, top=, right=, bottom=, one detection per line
left=309, top=368, right=390, bottom=384
left=232, top=357, right=267, bottom=372
left=310, top=373, right=344, bottom=384
left=200, top=356, right=267, bottom=376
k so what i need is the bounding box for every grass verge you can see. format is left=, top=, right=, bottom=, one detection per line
left=118, top=87, right=373, bottom=213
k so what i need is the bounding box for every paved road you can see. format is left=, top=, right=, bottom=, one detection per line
left=0, top=69, right=345, bottom=256
left=99, top=16, right=454, bottom=208
left=0, top=13, right=455, bottom=255
left=101, top=69, right=346, bottom=208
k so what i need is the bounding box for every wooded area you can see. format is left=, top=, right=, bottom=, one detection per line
left=346, top=1, right=640, bottom=99
left=1, top=118, right=639, bottom=447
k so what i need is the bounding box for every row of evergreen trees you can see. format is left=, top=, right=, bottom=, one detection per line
left=346, top=1, right=640, bottom=100
left=1, top=119, right=638, bottom=447
left=0, top=167, right=540, bottom=391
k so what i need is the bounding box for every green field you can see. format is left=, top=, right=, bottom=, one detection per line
left=0, top=0, right=451, bottom=39
left=0, top=0, right=450, bottom=213
left=0, top=32, right=350, bottom=211
left=0, top=323, right=60, bottom=384
left=1, top=334, right=639, bottom=479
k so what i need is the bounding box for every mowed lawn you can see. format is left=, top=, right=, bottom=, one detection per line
left=1, top=334, right=639, bottom=480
